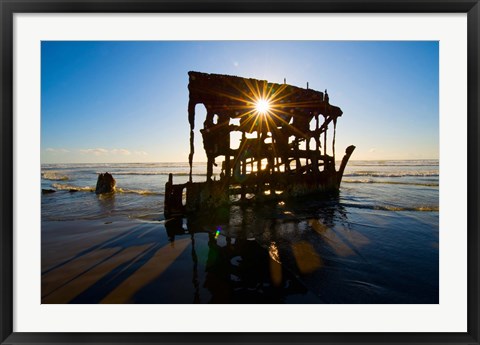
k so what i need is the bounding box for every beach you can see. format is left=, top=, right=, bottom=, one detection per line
left=41, top=160, right=439, bottom=304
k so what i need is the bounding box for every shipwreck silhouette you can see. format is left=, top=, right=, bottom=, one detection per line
left=165, top=72, right=355, bottom=217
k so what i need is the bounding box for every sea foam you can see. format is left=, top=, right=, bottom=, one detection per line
left=42, top=172, right=69, bottom=181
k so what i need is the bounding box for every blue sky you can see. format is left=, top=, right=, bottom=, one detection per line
left=41, top=41, right=438, bottom=163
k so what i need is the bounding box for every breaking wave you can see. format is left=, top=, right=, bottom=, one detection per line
left=96, top=171, right=210, bottom=177
left=350, top=164, right=439, bottom=167
left=343, top=179, right=439, bottom=187
left=42, top=172, right=69, bottom=181
left=50, top=183, right=162, bottom=195
left=344, top=171, right=438, bottom=178
left=116, top=188, right=163, bottom=196
left=341, top=203, right=439, bottom=212
left=51, top=183, right=94, bottom=192
left=348, top=159, right=439, bottom=167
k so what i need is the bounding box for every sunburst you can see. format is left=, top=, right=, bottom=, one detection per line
left=255, top=98, right=271, bottom=116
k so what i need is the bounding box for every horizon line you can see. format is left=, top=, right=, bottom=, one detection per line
left=41, top=158, right=440, bottom=165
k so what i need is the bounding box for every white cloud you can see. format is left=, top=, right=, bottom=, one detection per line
left=79, top=148, right=109, bottom=156
left=369, top=148, right=376, bottom=153
left=111, top=149, right=131, bottom=155
left=46, top=148, right=69, bottom=153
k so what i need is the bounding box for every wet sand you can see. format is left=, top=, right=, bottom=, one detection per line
left=42, top=199, right=438, bottom=304
left=42, top=216, right=320, bottom=304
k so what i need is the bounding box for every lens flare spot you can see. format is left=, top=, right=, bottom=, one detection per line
left=214, top=226, right=221, bottom=239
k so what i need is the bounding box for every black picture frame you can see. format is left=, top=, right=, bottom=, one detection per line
left=1, top=1, right=478, bottom=344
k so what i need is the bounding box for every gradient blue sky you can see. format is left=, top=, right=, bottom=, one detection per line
left=41, top=41, right=438, bottom=163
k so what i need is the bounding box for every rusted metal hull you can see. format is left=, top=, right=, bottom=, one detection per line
left=165, top=145, right=355, bottom=218
left=164, top=72, right=355, bottom=218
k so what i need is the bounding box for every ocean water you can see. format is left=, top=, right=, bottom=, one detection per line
left=41, top=160, right=439, bottom=304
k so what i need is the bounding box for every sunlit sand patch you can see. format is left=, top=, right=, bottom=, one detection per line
left=42, top=244, right=153, bottom=303
left=42, top=247, right=120, bottom=298
left=42, top=223, right=138, bottom=271
left=334, top=225, right=370, bottom=247
left=308, top=219, right=329, bottom=233
left=309, top=219, right=354, bottom=256
left=291, top=241, right=323, bottom=274
left=101, top=237, right=191, bottom=303
left=309, top=219, right=369, bottom=257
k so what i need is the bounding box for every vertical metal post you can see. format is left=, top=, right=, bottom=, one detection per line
left=241, top=132, right=246, bottom=201
left=333, top=118, right=337, bottom=167
left=324, top=119, right=327, bottom=160
left=188, top=102, right=195, bottom=183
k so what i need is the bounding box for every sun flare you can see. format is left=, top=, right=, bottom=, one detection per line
left=255, top=99, right=271, bottom=115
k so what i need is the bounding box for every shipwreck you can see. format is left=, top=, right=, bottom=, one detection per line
left=164, top=71, right=355, bottom=217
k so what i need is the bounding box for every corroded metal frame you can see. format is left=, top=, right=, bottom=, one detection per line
left=1, top=1, right=479, bottom=345
left=165, top=71, right=355, bottom=216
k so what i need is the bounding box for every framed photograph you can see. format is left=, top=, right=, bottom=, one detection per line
left=1, top=1, right=478, bottom=344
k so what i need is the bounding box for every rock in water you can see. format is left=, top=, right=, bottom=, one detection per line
left=95, top=172, right=116, bottom=194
